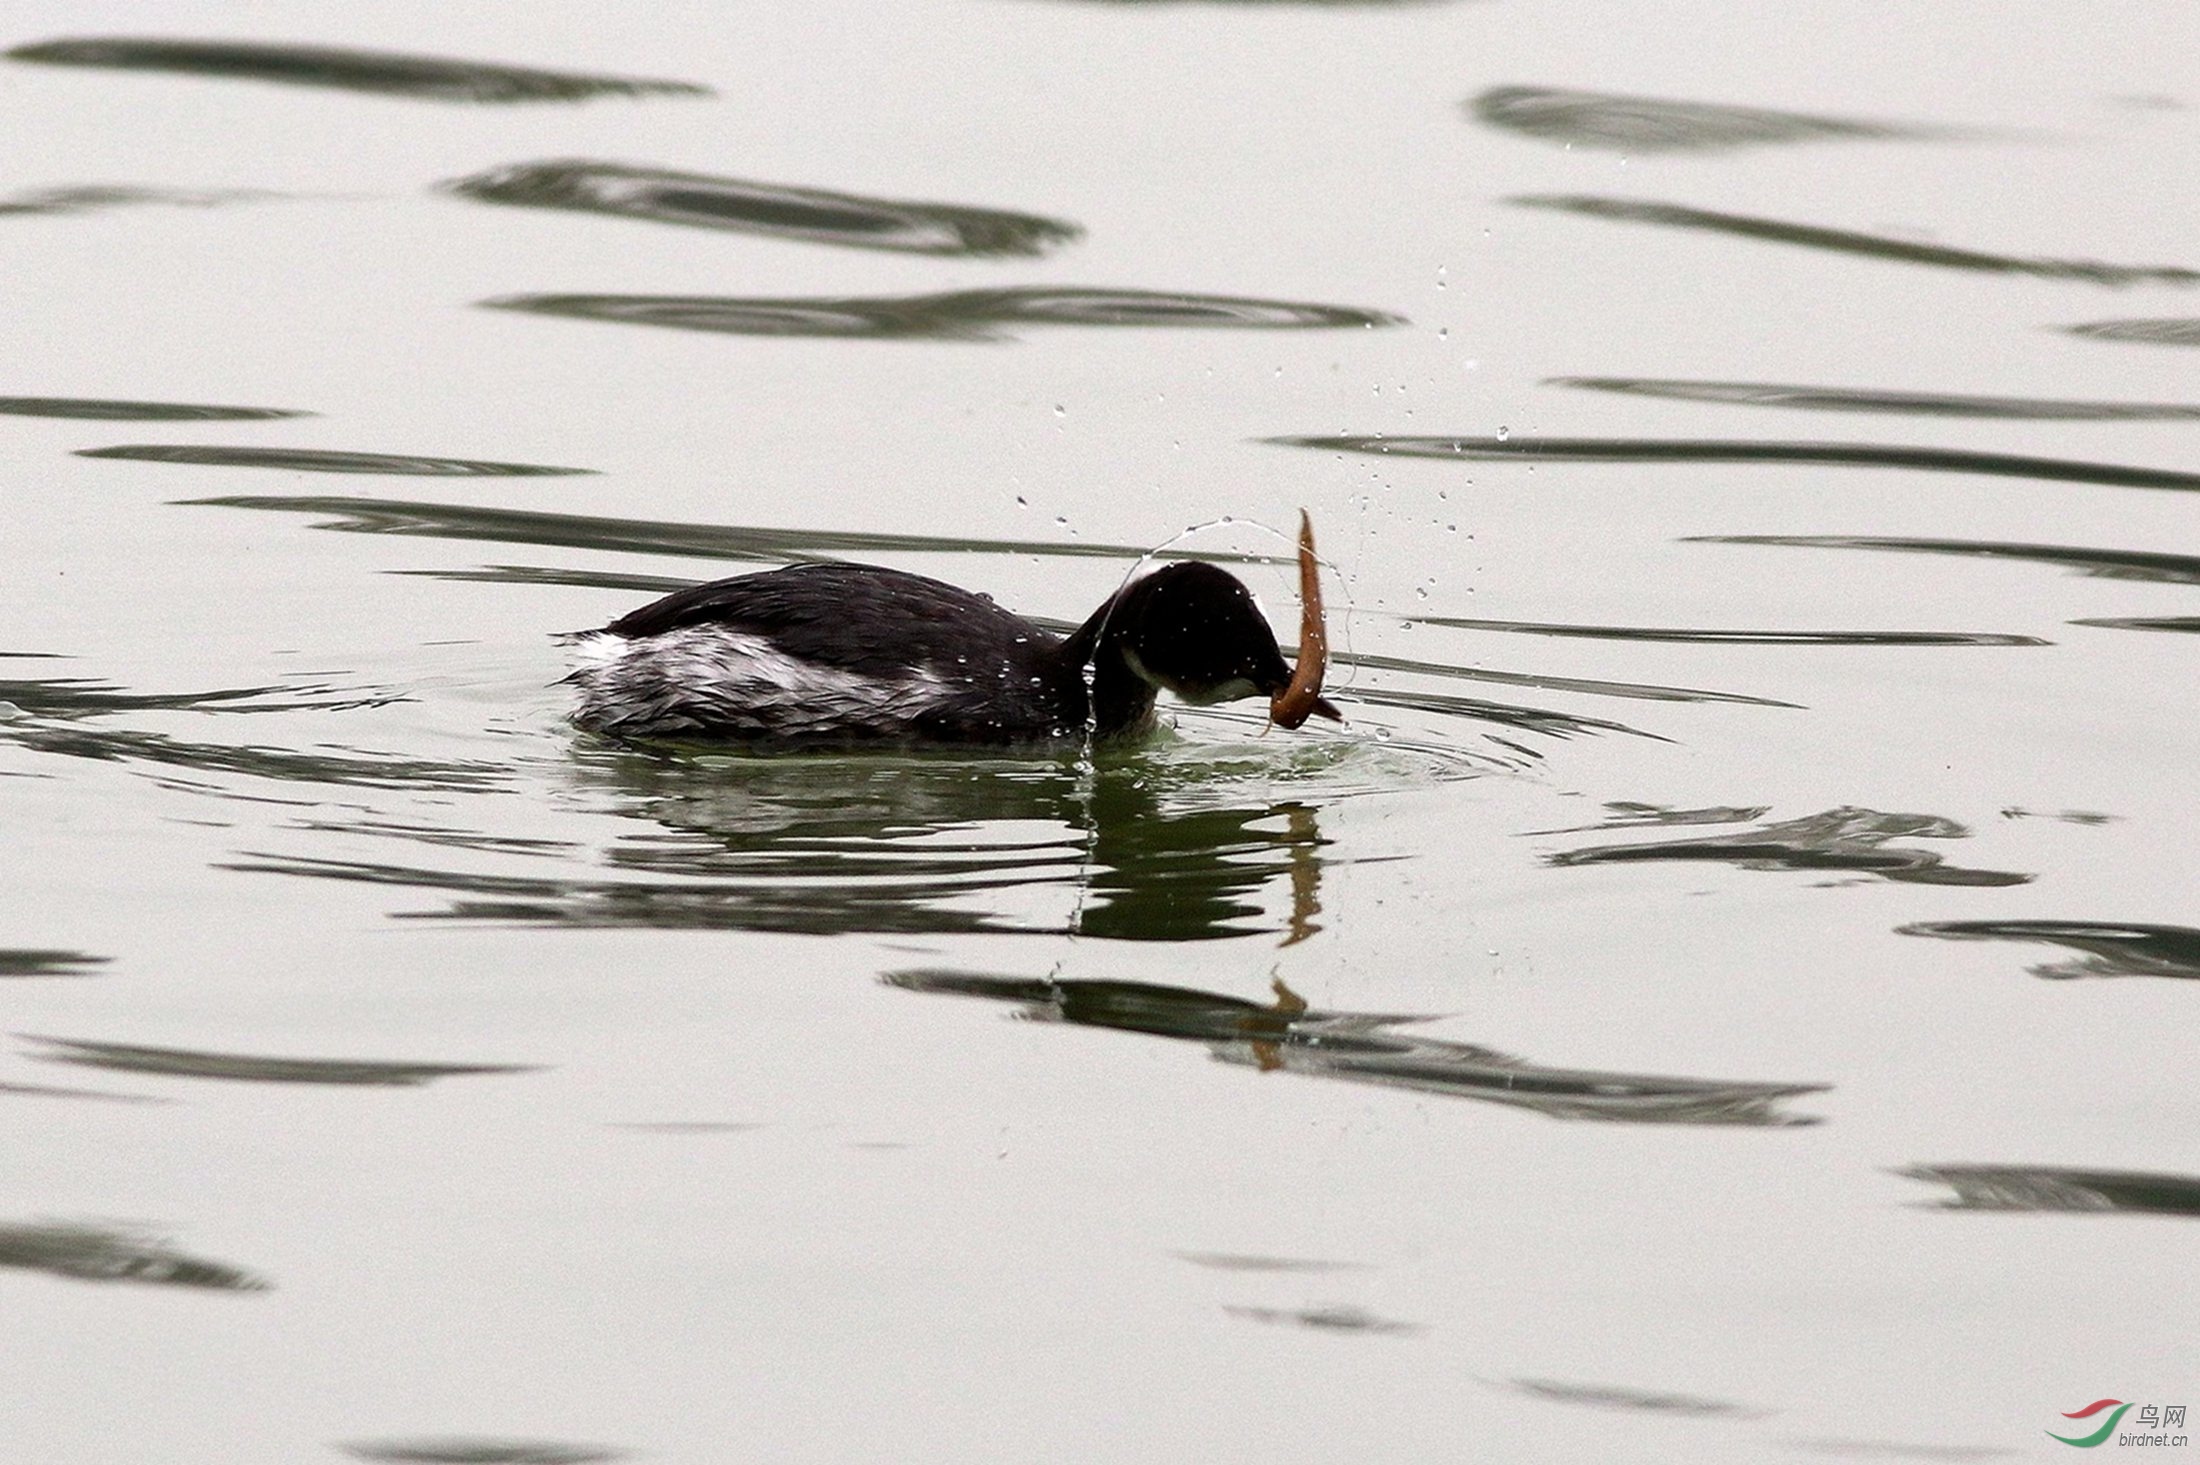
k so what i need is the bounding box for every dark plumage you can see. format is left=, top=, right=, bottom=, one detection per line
left=567, top=560, right=1335, bottom=746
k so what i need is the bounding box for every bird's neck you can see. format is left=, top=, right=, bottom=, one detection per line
left=1060, top=597, right=1157, bottom=739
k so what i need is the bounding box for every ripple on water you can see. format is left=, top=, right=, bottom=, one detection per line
left=7, top=36, right=709, bottom=103
left=0, top=699, right=501, bottom=795
left=2072, top=615, right=2200, bottom=634
left=1895, top=1164, right=2200, bottom=1216
left=1272, top=434, right=2200, bottom=493
left=887, top=970, right=1828, bottom=1125
left=2064, top=318, right=2200, bottom=347
left=1414, top=612, right=2044, bottom=648
left=1548, top=806, right=2033, bottom=887
left=1175, top=1251, right=1362, bottom=1273
left=1472, top=85, right=1957, bottom=153
left=1546, top=376, right=2200, bottom=422
left=447, top=159, right=1081, bottom=257
left=1336, top=644, right=1796, bottom=706
left=0, top=1220, right=267, bottom=1290
left=0, top=665, right=496, bottom=792
left=1511, top=194, right=2200, bottom=286
left=20, top=1034, right=541, bottom=1086
left=340, top=1440, right=625, bottom=1464
left=482, top=287, right=1403, bottom=342
left=0, top=949, right=110, bottom=978
left=1781, top=1439, right=2017, bottom=1460
left=0, top=184, right=284, bottom=216
left=1695, top=535, right=2200, bottom=586
left=1506, top=1378, right=1768, bottom=1418
left=0, top=396, right=307, bottom=421
left=1225, top=1304, right=1421, bottom=1336
left=0, top=672, right=400, bottom=719
left=79, top=444, right=593, bottom=476
left=187, top=491, right=1218, bottom=564
left=1900, top=919, right=2200, bottom=980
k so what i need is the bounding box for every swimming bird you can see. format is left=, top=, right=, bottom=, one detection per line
left=567, top=543, right=1336, bottom=746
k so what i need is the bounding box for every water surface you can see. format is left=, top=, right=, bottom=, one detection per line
left=2, top=1, right=2192, bottom=1461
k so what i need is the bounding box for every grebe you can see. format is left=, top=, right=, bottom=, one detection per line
left=568, top=534, right=1336, bottom=746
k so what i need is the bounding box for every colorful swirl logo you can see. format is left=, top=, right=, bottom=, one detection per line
left=2049, top=1399, right=2133, bottom=1448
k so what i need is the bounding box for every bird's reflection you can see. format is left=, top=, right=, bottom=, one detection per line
left=576, top=747, right=1331, bottom=941
left=232, top=742, right=1341, bottom=938
left=887, top=970, right=1825, bottom=1125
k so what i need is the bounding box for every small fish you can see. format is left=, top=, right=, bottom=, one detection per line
left=1269, top=510, right=1338, bottom=729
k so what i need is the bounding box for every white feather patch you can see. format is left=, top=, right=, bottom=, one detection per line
left=569, top=626, right=957, bottom=738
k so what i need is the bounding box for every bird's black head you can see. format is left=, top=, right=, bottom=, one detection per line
left=1104, top=562, right=1295, bottom=705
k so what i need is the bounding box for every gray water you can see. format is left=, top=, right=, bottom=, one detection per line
left=4, top=3, right=2196, bottom=1462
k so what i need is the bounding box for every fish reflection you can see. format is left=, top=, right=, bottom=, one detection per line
left=2065, top=318, right=2200, bottom=347
left=1549, top=807, right=2031, bottom=887
left=232, top=750, right=1337, bottom=941
left=1899, top=920, right=2200, bottom=981
left=0, top=1219, right=267, bottom=1290
left=482, top=287, right=1402, bottom=342
left=1547, top=377, right=2200, bottom=422
left=340, top=1441, right=624, bottom=1464
left=1270, top=434, right=2200, bottom=494
left=1694, top=534, right=2200, bottom=586
left=447, top=160, right=1080, bottom=257
left=0, top=395, right=306, bottom=421
left=0, top=949, right=109, bottom=977
left=0, top=184, right=282, bottom=216
left=8, top=36, right=708, bottom=103
left=1896, top=1164, right=2200, bottom=1216
left=81, top=444, right=591, bottom=476
left=886, top=970, right=1827, bottom=1124
left=22, top=1034, right=539, bottom=1085
left=1511, top=195, right=2200, bottom=286
left=1473, top=86, right=1950, bottom=153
